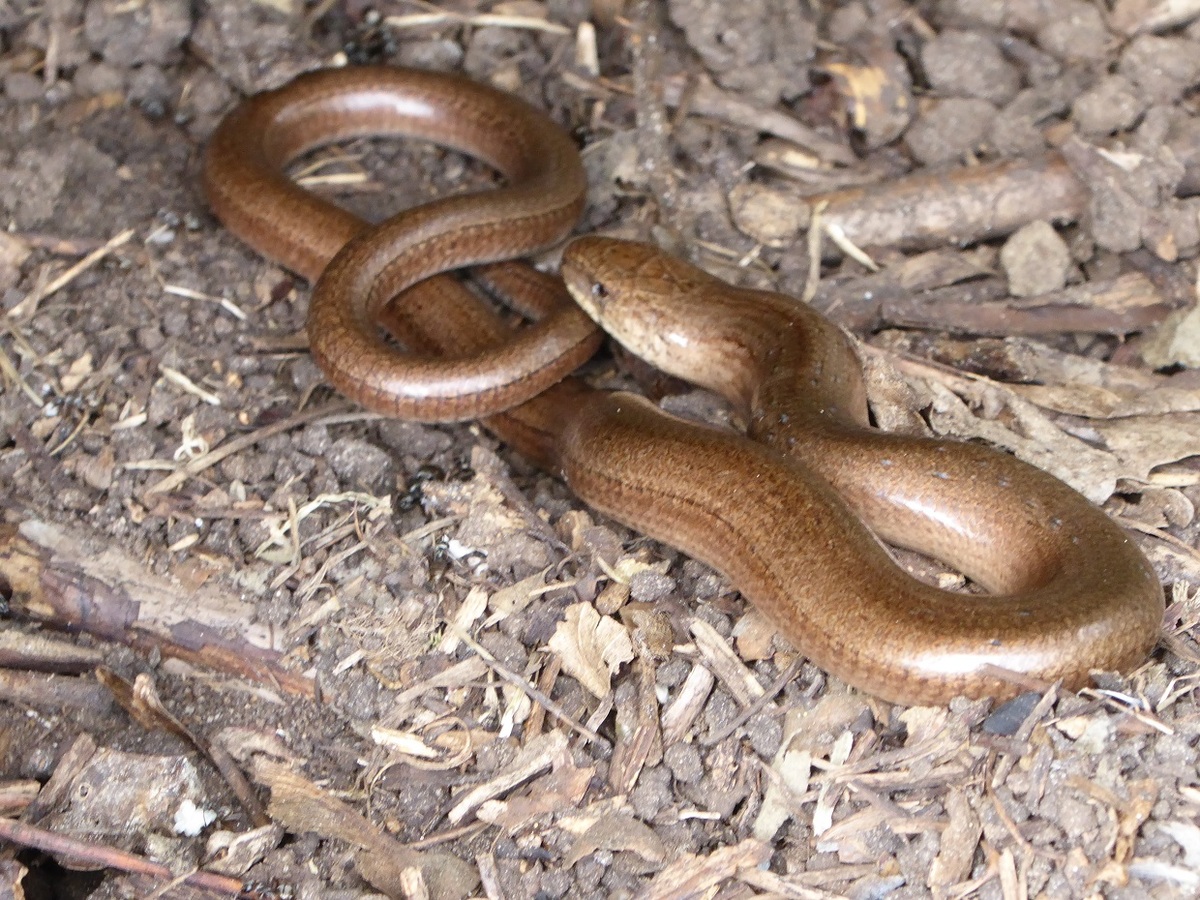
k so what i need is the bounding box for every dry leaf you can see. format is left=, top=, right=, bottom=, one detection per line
left=753, top=687, right=868, bottom=840
left=60, top=352, right=94, bottom=392
left=558, top=796, right=637, bottom=836
left=732, top=608, right=776, bottom=661
left=871, top=351, right=1154, bottom=501
left=547, top=603, right=635, bottom=699
left=812, top=729, right=854, bottom=837
left=1011, top=382, right=1200, bottom=418
left=641, top=838, right=772, bottom=900
left=486, top=566, right=571, bottom=623
left=500, top=681, right=533, bottom=736
left=440, top=585, right=488, bottom=654
left=925, top=377, right=1127, bottom=502
left=928, top=790, right=982, bottom=889
left=898, top=705, right=953, bottom=745
left=73, top=446, right=115, bottom=492
left=565, top=813, right=668, bottom=867
left=1142, top=305, right=1200, bottom=369
left=254, top=758, right=477, bottom=899
left=0, top=230, right=30, bottom=291
left=477, top=751, right=594, bottom=832
left=1090, top=414, right=1200, bottom=482
left=448, top=730, right=567, bottom=824
left=753, top=743, right=812, bottom=841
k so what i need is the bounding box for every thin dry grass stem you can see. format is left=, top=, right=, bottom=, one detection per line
left=6, top=226, right=134, bottom=320
left=1079, top=688, right=1173, bottom=735
left=692, top=236, right=776, bottom=278
left=987, top=784, right=1061, bottom=862
left=947, top=865, right=999, bottom=900
left=988, top=684, right=1059, bottom=789
left=139, top=400, right=356, bottom=495
left=0, top=339, right=43, bottom=406
left=1116, top=514, right=1200, bottom=563
left=823, top=218, right=878, bottom=270
left=400, top=514, right=462, bottom=545
left=815, top=724, right=967, bottom=785
left=293, top=515, right=389, bottom=604
left=384, top=0, right=569, bottom=35
left=371, top=714, right=476, bottom=772
left=447, top=623, right=608, bottom=748
left=1155, top=669, right=1200, bottom=710
left=702, top=656, right=805, bottom=746
left=383, top=657, right=490, bottom=718
left=737, top=865, right=854, bottom=899
left=294, top=150, right=371, bottom=190
left=161, top=283, right=247, bottom=321
left=445, top=729, right=568, bottom=824
left=255, top=491, right=390, bottom=559
left=400, top=820, right=488, bottom=851
left=44, top=407, right=88, bottom=456
left=802, top=199, right=827, bottom=303
left=297, top=171, right=370, bottom=189
left=735, top=242, right=764, bottom=269
left=158, top=364, right=221, bottom=406
left=688, top=619, right=772, bottom=708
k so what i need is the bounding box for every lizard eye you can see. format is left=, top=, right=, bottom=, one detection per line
left=591, top=282, right=609, bottom=300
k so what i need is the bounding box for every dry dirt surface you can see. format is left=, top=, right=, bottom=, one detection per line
left=2, top=1, right=1200, bottom=898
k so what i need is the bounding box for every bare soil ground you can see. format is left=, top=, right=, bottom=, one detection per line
left=2, top=1, right=1200, bottom=898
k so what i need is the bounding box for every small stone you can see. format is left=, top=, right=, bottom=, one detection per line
left=827, top=3, right=869, bottom=43
left=942, top=0, right=1008, bottom=30
left=663, top=742, right=704, bottom=785
left=76, top=447, right=116, bottom=492
left=4, top=71, right=43, bottom=102
left=1158, top=197, right=1200, bottom=259
left=326, top=437, right=395, bottom=495
left=921, top=30, right=1021, bottom=105
left=1118, top=35, right=1200, bottom=106
left=744, top=712, right=783, bottom=757
left=989, top=102, right=1048, bottom=157
left=981, top=691, right=1040, bottom=735
left=375, top=419, right=454, bottom=459
left=728, top=182, right=809, bottom=248
left=629, top=569, right=675, bottom=604
left=1072, top=75, right=1146, bottom=135
left=1000, top=221, right=1072, bottom=297
left=1091, top=183, right=1146, bottom=254
left=288, top=356, right=324, bottom=395
left=127, top=65, right=173, bottom=114
left=84, top=0, right=193, bottom=66
left=72, top=61, right=126, bottom=96
left=628, top=765, right=673, bottom=822
left=396, top=38, right=464, bottom=71
left=1146, top=303, right=1200, bottom=369
left=295, top=423, right=331, bottom=457
left=1036, top=0, right=1110, bottom=62
left=905, top=97, right=997, bottom=166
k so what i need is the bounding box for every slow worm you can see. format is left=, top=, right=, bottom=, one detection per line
left=204, top=66, right=1163, bottom=704
left=204, top=66, right=601, bottom=420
